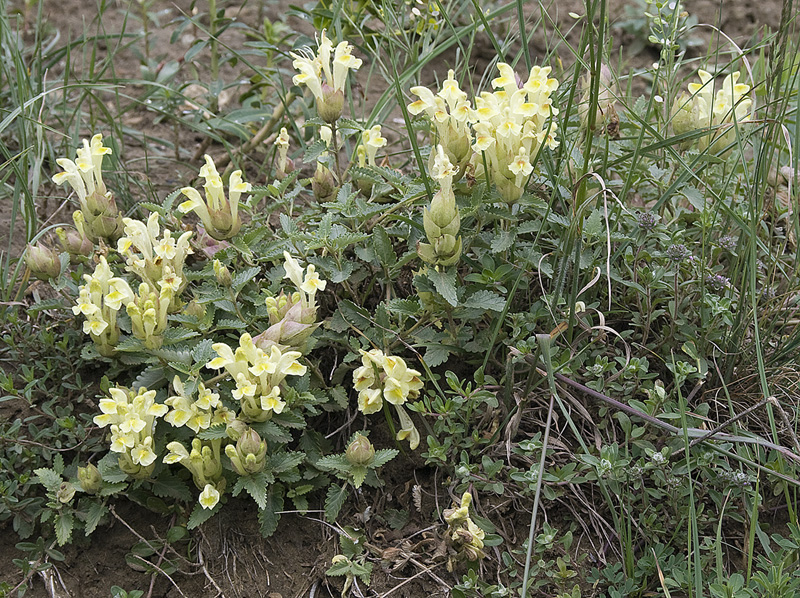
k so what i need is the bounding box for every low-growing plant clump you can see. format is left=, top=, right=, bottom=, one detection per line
left=2, top=0, right=800, bottom=596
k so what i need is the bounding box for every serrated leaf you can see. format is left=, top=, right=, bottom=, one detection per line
left=325, top=484, right=348, bottom=522
left=329, top=386, right=349, bottom=409
left=462, top=290, right=506, bottom=312
left=303, top=139, right=330, bottom=163
left=35, top=468, right=62, bottom=492
left=490, top=230, right=515, bottom=253
left=192, top=339, right=215, bottom=365
left=583, top=209, right=604, bottom=239
left=131, top=365, right=167, bottom=390
left=326, top=559, right=353, bottom=577
left=197, top=423, right=229, bottom=440
left=84, top=501, right=107, bottom=536
left=187, top=500, right=221, bottom=529
left=385, top=298, right=422, bottom=317
left=272, top=411, right=306, bottom=429
left=427, top=268, right=458, bottom=306
left=384, top=509, right=409, bottom=530
left=151, top=473, right=193, bottom=501
left=251, top=420, right=292, bottom=443
left=316, top=454, right=349, bottom=474
left=373, top=226, right=396, bottom=267
left=371, top=449, right=398, bottom=468
left=54, top=512, right=73, bottom=545
left=258, top=486, right=284, bottom=537
left=337, top=300, right=372, bottom=330
left=232, top=266, right=262, bottom=292
left=421, top=344, right=452, bottom=368
left=351, top=466, right=367, bottom=489
left=98, top=453, right=129, bottom=483
left=234, top=472, right=269, bottom=509
left=216, top=318, right=248, bottom=330
left=269, top=451, right=305, bottom=474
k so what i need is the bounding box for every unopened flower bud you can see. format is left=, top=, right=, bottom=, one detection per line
left=57, top=481, right=76, bottom=503
left=25, top=242, right=61, bottom=280
left=312, top=162, right=337, bottom=202
left=318, top=85, right=344, bottom=123
left=213, top=259, right=232, bottom=287
left=225, top=428, right=267, bottom=475
left=226, top=418, right=249, bottom=441
left=345, top=433, right=375, bottom=466
left=77, top=464, right=102, bottom=494
left=56, top=226, right=93, bottom=263
left=184, top=300, right=206, bottom=320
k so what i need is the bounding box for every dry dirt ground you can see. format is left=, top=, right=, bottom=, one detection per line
left=0, top=0, right=790, bottom=596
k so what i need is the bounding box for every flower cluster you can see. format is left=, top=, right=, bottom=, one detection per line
left=443, top=491, right=486, bottom=570
left=207, top=333, right=307, bottom=422
left=418, top=145, right=462, bottom=267
left=291, top=30, right=363, bottom=123
left=72, top=256, right=126, bottom=355
left=180, top=155, right=252, bottom=240
left=409, top=63, right=559, bottom=202
left=164, top=438, right=225, bottom=508
left=352, top=349, right=423, bottom=449
left=164, top=376, right=235, bottom=433
left=472, top=63, right=560, bottom=202
left=672, top=69, right=752, bottom=154
left=93, top=386, right=168, bottom=478
left=53, top=134, right=122, bottom=241
left=117, top=212, right=192, bottom=296
left=408, top=69, right=473, bottom=172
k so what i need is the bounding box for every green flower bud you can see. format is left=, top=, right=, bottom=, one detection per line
left=345, top=433, right=375, bottom=466
left=25, top=242, right=61, bottom=280
left=184, top=300, right=206, bottom=320
left=56, top=227, right=93, bottom=263
left=225, top=428, right=267, bottom=475
left=57, top=481, right=76, bottom=503
left=312, top=162, right=337, bottom=203
left=226, top=418, right=249, bottom=441
left=77, top=464, right=102, bottom=494
left=318, top=84, right=344, bottom=124
left=213, top=259, right=233, bottom=287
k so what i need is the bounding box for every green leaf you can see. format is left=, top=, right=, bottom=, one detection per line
left=269, top=451, right=305, bottom=474
left=232, top=267, right=262, bottom=293
left=421, top=344, right=452, bottom=368
left=316, top=454, right=350, bottom=474
left=351, top=466, right=367, bottom=488
left=325, top=484, right=348, bottom=522
left=258, top=486, right=284, bottom=537
left=34, top=468, right=62, bottom=493
left=98, top=453, right=128, bottom=483
left=462, top=290, right=506, bottom=312
left=192, top=339, right=216, bottom=365
left=385, top=298, right=422, bottom=317
left=303, top=139, right=329, bottom=163
left=84, top=501, right=107, bottom=536
left=187, top=501, right=221, bottom=529
left=151, top=473, right=193, bottom=502
left=131, top=365, right=168, bottom=390
left=490, top=230, right=515, bottom=253
left=54, top=512, right=73, bottom=545
left=337, top=300, right=373, bottom=330
left=384, top=509, right=409, bottom=530
left=583, top=209, right=604, bottom=239
left=235, top=472, right=269, bottom=509
left=427, top=268, right=458, bottom=306
left=371, top=449, right=398, bottom=468
left=271, top=411, right=307, bottom=429
left=326, top=558, right=354, bottom=577
left=197, top=423, right=229, bottom=440
left=251, top=420, right=292, bottom=443
left=162, top=328, right=200, bottom=345
left=373, top=226, right=396, bottom=267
